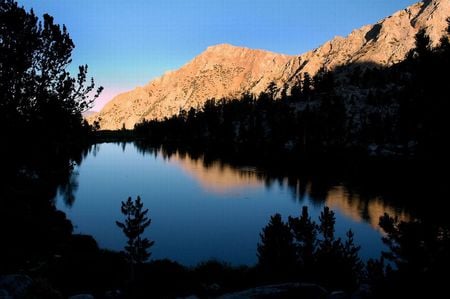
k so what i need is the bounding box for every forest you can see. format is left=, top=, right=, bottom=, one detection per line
left=135, top=23, right=450, bottom=162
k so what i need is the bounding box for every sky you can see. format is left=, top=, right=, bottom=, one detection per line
left=18, top=0, right=419, bottom=111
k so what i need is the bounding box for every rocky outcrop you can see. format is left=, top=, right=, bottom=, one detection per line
left=278, top=0, right=450, bottom=87
left=90, top=45, right=292, bottom=129
left=90, top=0, right=450, bottom=130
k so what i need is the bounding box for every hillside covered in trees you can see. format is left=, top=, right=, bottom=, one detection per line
left=135, top=22, right=450, bottom=162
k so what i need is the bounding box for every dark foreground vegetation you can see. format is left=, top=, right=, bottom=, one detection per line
left=1, top=1, right=450, bottom=298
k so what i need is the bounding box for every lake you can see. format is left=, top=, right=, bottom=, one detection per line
left=55, top=142, right=409, bottom=266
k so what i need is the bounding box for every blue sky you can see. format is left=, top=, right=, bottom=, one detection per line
left=19, top=0, right=418, bottom=110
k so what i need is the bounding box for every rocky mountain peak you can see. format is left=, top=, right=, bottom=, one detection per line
left=89, top=0, right=450, bottom=130
left=89, top=44, right=293, bottom=129
left=204, top=43, right=241, bottom=52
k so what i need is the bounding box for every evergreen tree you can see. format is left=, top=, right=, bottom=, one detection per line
left=408, top=28, right=431, bottom=61
left=288, top=206, right=317, bottom=272
left=257, top=207, right=365, bottom=289
left=438, top=18, right=450, bottom=51
left=313, top=67, right=334, bottom=92
left=290, top=74, right=302, bottom=101
left=341, top=230, right=364, bottom=288
left=314, top=206, right=340, bottom=287
left=318, top=206, right=335, bottom=244
left=116, top=196, right=154, bottom=264
left=378, top=213, right=450, bottom=297
left=0, top=0, right=102, bottom=139
left=267, top=81, right=277, bottom=96
left=302, top=72, right=312, bottom=97
left=257, top=214, right=296, bottom=277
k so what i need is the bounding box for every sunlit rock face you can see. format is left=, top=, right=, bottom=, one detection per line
left=89, top=44, right=292, bottom=129
left=278, top=0, right=450, bottom=87
left=89, top=0, right=450, bottom=129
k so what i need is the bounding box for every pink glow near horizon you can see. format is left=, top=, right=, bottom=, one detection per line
left=90, top=86, right=129, bottom=112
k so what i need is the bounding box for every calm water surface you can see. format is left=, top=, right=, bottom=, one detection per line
left=55, top=142, right=408, bottom=266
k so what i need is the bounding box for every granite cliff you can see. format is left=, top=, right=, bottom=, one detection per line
left=90, top=0, right=450, bottom=130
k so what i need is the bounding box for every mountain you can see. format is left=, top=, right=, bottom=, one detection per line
left=90, top=45, right=293, bottom=129
left=90, top=0, right=450, bottom=130
left=278, top=0, right=450, bottom=87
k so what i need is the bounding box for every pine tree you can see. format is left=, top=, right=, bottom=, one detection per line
left=319, top=206, right=335, bottom=244
left=116, top=196, right=154, bottom=264
left=0, top=0, right=102, bottom=138
left=288, top=206, right=317, bottom=272
left=315, top=207, right=363, bottom=290
left=290, top=74, right=302, bottom=101
left=408, top=29, right=431, bottom=61
left=257, top=214, right=296, bottom=277
left=342, top=229, right=364, bottom=288
left=302, top=72, right=312, bottom=97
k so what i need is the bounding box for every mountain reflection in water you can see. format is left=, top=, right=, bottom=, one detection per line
left=171, top=152, right=261, bottom=194
left=169, top=148, right=410, bottom=229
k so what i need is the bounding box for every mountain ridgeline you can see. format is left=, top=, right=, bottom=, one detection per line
left=90, top=0, right=450, bottom=131
left=134, top=23, right=450, bottom=160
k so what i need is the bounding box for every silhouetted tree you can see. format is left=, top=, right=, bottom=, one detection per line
left=267, top=81, right=278, bottom=98
left=1, top=2, right=102, bottom=285
left=288, top=206, right=317, bottom=273
left=302, top=72, right=312, bottom=97
left=0, top=0, right=102, bottom=140
left=280, top=82, right=289, bottom=100
left=313, top=206, right=362, bottom=289
left=116, top=196, right=154, bottom=264
left=377, top=213, right=450, bottom=297
left=290, top=74, right=302, bottom=101
left=365, top=257, right=391, bottom=297
left=257, top=213, right=296, bottom=278
left=260, top=207, right=363, bottom=290
left=313, top=67, right=334, bottom=92
left=341, top=230, right=364, bottom=288
left=318, top=206, right=335, bottom=244
left=440, top=17, right=450, bottom=50
left=408, top=28, right=431, bottom=61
